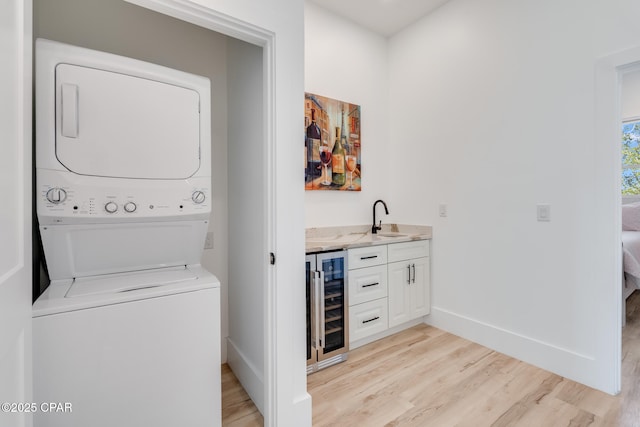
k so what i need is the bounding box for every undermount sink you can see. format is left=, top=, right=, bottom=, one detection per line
left=375, top=232, right=408, bottom=238
left=305, top=235, right=340, bottom=243
left=306, top=232, right=368, bottom=246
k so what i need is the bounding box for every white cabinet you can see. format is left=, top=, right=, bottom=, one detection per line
left=349, top=298, right=388, bottom=342
left=387, top=240, right=430, bottom=328
left=348, top=264, right=387, bottom=306
left=388, top=253, right=430, bottom=327
left=348, top=246, right=388, bottom=342
left=347, top=239, right=430, bottom=345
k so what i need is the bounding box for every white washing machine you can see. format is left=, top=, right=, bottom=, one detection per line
left=33, top=39, right=220, bottom=427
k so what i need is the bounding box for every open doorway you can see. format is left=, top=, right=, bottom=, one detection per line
left=33, top=0, right=273, bottom=421
left=621, top=70, right=640, bottom=317
left=618, top=70, right=640, bottom=418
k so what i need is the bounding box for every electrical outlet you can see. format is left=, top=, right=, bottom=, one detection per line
left=204, top=231, right=214, bottom=249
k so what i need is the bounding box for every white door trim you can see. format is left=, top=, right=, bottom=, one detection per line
left=124, top=0, right=278, bottom=424
left=595, top=44, right=640, bottom=395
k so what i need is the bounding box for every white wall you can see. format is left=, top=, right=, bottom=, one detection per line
left=387, top=0, right=640, bottom=393
left=623, top=70, right=640, bottom=120
left=226, top=37, right=265, bottom=413
left=304, top=2, right=391, bottom=227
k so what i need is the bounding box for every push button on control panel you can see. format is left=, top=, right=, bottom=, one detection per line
left=46, top=188, right=67, bottom=204
left=124, top=202, right=137, bottom=213
left=104, top=201, right=118, bottom=213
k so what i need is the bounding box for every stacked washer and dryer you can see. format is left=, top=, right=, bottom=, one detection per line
left=33, top=39, right=221, bottom=426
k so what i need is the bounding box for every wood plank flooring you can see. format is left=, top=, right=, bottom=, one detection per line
left=222, top=291, right=640, bottom=426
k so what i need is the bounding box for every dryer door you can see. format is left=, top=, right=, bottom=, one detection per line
left=55, top=64, right=201, bottom=179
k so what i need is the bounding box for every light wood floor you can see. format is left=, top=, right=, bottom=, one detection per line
left=222, top=291, right=640, bottom=426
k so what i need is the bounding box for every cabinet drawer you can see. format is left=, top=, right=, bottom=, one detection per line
left=349, top=298, right=388, bottom=342
left=348, top=264, right=387, bottom=306
left=348, top=245, right=387, bottom=269
left=387, top=240, right=429, bottom=263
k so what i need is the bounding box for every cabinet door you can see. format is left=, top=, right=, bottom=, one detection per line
left=388, top=260, right=412, bottom=328
left=410, top=257, right=430, bottom=318
left=388, top=257, right=430, bottom=328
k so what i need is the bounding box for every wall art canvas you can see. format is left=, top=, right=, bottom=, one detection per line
left=305, top=93, right=361, bottom=191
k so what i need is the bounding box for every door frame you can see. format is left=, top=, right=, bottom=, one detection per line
left=595, top=45, right=640, bottom=395
left=124, top=0, right=278, bottom=423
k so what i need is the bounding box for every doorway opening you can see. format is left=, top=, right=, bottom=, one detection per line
left=596, top=45, right=640, bottom=396
left=33, top=0, right=274, bottom=422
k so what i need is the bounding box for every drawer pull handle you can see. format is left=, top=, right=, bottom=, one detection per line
left=362, top=316, right=380, bottom=324
left=360, top=255, right=378, bottom=260
left=362, top=282, right=379, bottom=288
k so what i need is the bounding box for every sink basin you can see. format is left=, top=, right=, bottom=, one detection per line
left=306, top=235, right=340, bottom=243
left=375, top=232, right=408, bottom=238
left=306, top=232, right=369, bottom=246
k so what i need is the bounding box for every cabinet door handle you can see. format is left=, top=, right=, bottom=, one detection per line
left=412, top=263, right=416, bottom=283
left=319, top=270, right=326, bottom=349
left=362, top=316, right=380, bottom=324
left=362, top=282, right=379, bottom=288
left=407, top=264, right=411, bottom=284
left=360, top=255, right=378, bottom=260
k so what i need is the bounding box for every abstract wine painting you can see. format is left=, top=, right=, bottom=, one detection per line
left=305, top=93, right=361, bottom=191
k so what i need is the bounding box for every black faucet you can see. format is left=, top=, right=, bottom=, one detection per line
left=372, top=199, right=389, bottom=234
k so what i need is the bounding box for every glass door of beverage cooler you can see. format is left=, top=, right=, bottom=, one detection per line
left=316, top=251, right=349, bottom=362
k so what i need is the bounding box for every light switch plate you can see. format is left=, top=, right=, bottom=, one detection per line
left=537, top=204, right=551, bottom=222
left=439, top=204, right=448, bottom=217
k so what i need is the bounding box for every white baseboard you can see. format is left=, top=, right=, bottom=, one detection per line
left=226, top=337, right=264, bottom=415
left=425, top=306, right=601, bottom=391
left=291, top=392, right=313, bottom=427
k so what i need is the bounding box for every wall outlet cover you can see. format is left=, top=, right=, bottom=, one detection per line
left=204, top=231, right=214, bottom=249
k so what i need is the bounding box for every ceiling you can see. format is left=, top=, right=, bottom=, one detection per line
left=309, top=0, right=452, bottom=37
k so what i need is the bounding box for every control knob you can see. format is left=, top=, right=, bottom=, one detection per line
left=124, top=202, right=137, bottom=213
left=46, top=188, right=67, bottom=204
left=192, top=191, right=206, bottom=204
left=105, top=201, right=118, bottom=213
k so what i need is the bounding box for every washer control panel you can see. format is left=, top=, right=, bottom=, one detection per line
left=37, top=170, right=210, bottom=224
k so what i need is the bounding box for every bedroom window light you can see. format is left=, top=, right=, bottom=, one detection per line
left=622, top=118, right=640, bottom=195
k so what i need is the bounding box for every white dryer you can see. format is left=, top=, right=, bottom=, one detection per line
left=33, top=39, right=220, bottom=427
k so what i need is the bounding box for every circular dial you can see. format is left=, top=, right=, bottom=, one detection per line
left=104, top=201, right=118, bottom=213
left=124, top=202, right=137, bottom=213
left=192, top=191, right=206, bottom=204
left=46, top=188, right=67, bottom=204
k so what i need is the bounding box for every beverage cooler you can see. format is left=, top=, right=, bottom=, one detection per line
left=306, top=250, right=349, bottom=374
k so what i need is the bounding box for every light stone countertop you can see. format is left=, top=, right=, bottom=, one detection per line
left=305, top=224, right=432, bottom=253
